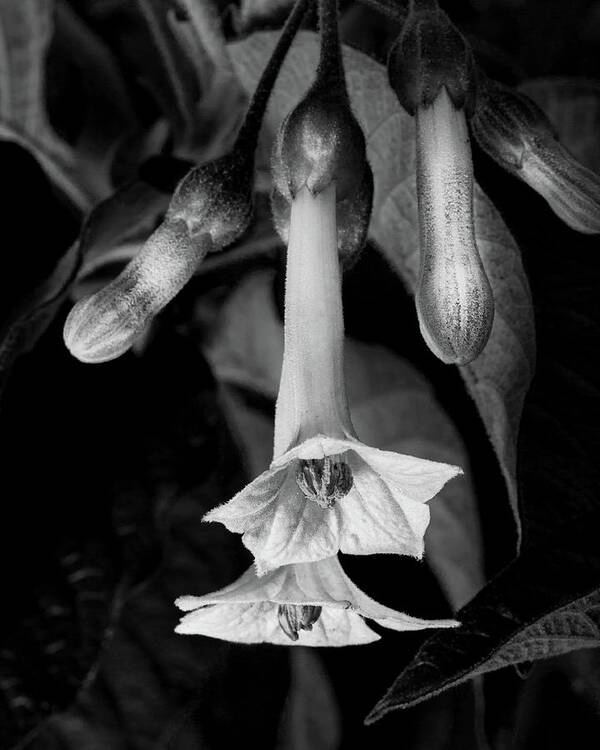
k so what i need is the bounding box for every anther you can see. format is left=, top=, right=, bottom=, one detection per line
left=277, top=604, right=323, bottom=641
left=295, top=456, right=353, bottom=508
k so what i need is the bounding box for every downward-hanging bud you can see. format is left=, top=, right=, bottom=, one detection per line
left=388, top=1, right=493, bottom=365
left=64, top=151, right=252, bottom=364
left=415, top=89, right=494, bottom=364
left=472, top=78, right=600, bottom=234
left=64, top=220, right=212, bottom=364
left=64, top=0, right=311, bottom=364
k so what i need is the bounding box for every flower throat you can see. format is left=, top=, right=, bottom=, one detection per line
left=295, top=456, right=353, bottom=508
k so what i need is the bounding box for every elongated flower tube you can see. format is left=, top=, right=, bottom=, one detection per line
left=415, top=87, right=494, bottom=365
left=205, top=184, right=461, bottom=574
left=175, top=557, right=458, bottom=646
left=472, top=78, right=600, bottom=234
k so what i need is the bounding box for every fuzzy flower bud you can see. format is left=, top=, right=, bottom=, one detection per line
left=415, top=88, right=494, bottom=365
left=387, top=4, right=476, bottom=117
left=472, top=79, right=600, bottom=234
left=64, top=152, right=253, bottom=364
left=274, top=84, right=367, bottom=200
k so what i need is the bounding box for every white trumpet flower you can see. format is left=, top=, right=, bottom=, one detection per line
left=205, top=184, right=461, bottom=574
left=175, top=556, right=458, bottom=646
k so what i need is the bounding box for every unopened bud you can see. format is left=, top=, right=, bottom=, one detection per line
left=64, top=221, right=212, bottom=363
left=271, top=162, right=373, bottom=267
left=65, top=150, right=255, bottom=364
left=472, top=79, right=600, bottom=234
left=274, top=84, right=367, bottom=200
left=416, top=88, right=494, bottom=365
left=388, top=6, right=476, bottom=116
left=277, top=604, right=322, bottom=641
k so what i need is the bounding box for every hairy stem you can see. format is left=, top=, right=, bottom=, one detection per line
left=235, top=0, right=311, bottom=153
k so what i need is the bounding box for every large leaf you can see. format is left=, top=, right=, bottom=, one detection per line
left=228, top=31, right=536, bottom=538
left=0, top=0, right=92, bottom=209
left=365, top=129, right=600, bottom=719
left=206, top=271, right=484, bottom=611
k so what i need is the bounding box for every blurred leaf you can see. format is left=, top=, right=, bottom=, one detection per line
left=277, top=650, right=341, bottom=750
left=496, top=648, right=600, bottom=749
left=135, top=0, right=244, bottom=159
left=49, top=1, right=138, bottom=197
left=205, top=270, right=485, bottom=612
left=232, top=0, right=295, bottom=34
left=0, top=0, right=92, bottom=209
left=228, top=31, right=535, bottom=541
left=0, top=226, right=80, bottom=397
left=519, top=77, right=600, bottom=174
left=6, top=328, right=290, bottom=749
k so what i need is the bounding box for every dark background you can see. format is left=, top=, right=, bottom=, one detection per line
left=1, top=0, right=599, bottom=747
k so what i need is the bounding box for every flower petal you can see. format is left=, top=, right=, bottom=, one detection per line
left=271, top=435, right=462, bottom=506
left=203, top=463, right=288, bottom=533
left=348, top=441, right=462, bottom=504
left=206, top=461, right=342, bottom=574
left=270, top=434, right=356, bottom=468
left=175, top=601, right=379, bottom=646
left=338, top=453, right=430, bottom=558
left=175, top=557, right=457, bottom=646
left=337, top=564, right=459, bottom=633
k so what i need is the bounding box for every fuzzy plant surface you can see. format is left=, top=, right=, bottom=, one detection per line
left=1, top=0, right=599, bottom=749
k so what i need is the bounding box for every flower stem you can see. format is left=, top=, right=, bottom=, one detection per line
left=235, top=0, right=311, bottom=154
left=315, top=0, right=346, bottom=92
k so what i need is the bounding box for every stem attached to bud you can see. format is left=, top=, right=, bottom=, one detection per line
left=316, top=0, right=345, bottom=90
left=64, top=221, right=211, bottom=363
left=235, top=0, right=311, bottom=154
left=415, top=88, right=494, bottom=365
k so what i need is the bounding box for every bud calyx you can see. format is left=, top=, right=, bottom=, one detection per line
left=388, top=5, right=476, bottom=116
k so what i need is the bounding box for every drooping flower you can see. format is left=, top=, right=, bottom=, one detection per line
left=175, top=556, right=458, bottom=647
left=205, top=184, right=462, bottom=574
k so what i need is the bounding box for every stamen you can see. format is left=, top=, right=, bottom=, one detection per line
left=295, top=455, right=353, bottom=508
left=277, top=604, right=323, bottom=641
